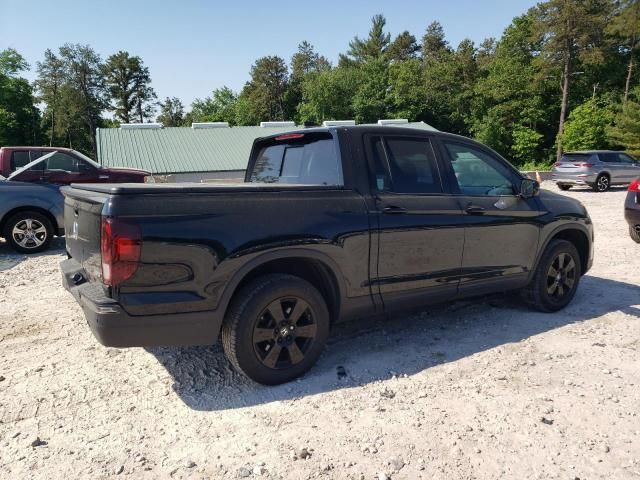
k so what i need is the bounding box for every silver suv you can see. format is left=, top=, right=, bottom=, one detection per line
left=552, top=151, right=640, bottom=192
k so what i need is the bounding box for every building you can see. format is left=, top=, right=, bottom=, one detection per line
left=96, top=120, right=437, bottom=183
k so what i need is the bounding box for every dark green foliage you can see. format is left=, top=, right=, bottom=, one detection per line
left=0, top=49, right=40, bottom=146
left=157, top=97, right=185, bottom=127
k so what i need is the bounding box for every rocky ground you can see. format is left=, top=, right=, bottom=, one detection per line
left=0, top=182, right=639, bottom=480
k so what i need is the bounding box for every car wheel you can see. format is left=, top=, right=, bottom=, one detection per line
left=221, top=274, right=330, bottom=385
left=593, top=174, right=610, bottom=192
left=630, top=225, right=640, bottom=244
left=521, top=239, right=582, bottom=313
left=558, top=184, right=572, bottom=191
left=3, top=211, right=53, bottom=253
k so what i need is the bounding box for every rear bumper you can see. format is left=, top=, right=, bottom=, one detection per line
left=61, top=258, right=221, bottom=347
left=551, top=173, right=597, bottom=185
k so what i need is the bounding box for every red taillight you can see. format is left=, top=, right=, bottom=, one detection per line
left=629, top=179, right=640, bottom=192
left=554, top=162, right=562, bottom=167
left=275, top=133, right=304, bottom=141
left=101, top=217, right=141, bottom=286
left=573, top=163, right=594, bottom=167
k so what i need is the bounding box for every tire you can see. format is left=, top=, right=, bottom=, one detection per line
left=221, top=274, right=330, bottom=385
left=521, top=239, right=582, bottom=313
left=2, top=211, right=53, bottom=253
left=630, top=225, right=640, bottom=244
left=557, top=184, right=571, bottom=191
left=592, top=174, right=610, bottom=192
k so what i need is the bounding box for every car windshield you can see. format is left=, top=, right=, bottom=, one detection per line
left=72, top=150, right=101, bottom=169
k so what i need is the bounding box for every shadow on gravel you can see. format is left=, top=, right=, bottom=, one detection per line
left=0, top=237, right=66, bottom=271
left=148, top=275, right=640, bottom=412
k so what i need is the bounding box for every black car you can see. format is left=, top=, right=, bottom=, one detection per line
left=61, top=126, right=594, bottom=384
left=626, top=178, right=640, bottom=243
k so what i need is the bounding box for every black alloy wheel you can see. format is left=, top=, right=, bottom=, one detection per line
left=222, top=274, right=330, bottom=385
left=252, top=296, right=318, bottom=369
left=546, top=252, right=577, bottom=300
left=521, top=239, right=582, bottom=312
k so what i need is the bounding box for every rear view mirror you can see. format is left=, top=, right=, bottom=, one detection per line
left=520, top=178, right=539, bottom=198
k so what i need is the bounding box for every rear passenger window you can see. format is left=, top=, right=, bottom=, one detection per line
left=370, top=136, right=442, bottom=194
left=249, top=132, right=343, bottom=185
left=10, top=151, right=30, bottom=171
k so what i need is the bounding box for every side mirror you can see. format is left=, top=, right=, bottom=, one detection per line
left=520, top=178, right=539, bottom=198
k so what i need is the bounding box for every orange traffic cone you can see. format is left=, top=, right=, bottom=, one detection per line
left=535, top=171, right=542, bottom=183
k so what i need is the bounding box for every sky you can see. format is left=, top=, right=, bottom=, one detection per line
left=1, top=0, right=537, bottom=109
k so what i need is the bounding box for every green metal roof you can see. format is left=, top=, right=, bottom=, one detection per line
left=96, top=122, right=437, bottom=174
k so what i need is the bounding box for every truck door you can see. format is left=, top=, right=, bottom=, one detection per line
left=365, top=134, right=464, bottom=311
left=435, top=138, right=542, bottom=295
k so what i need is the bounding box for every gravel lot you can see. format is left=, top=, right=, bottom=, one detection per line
left=1, top=182, right=639, bottom=480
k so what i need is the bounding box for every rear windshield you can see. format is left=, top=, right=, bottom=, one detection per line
left=560, top=153, right=594, bottom=163
left=249, top=132, right=343, bottom=186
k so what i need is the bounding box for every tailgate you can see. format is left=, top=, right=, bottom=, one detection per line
left=63, top=187, right=109, bottom=282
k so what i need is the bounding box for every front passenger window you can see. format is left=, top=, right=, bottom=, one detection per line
left=443, top=142, right=515, bottom=196
left=46, top=153, right=81, bottom=172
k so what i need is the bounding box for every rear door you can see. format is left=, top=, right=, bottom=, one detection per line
left=365, top=133, right=464, bottom=310
left=436, top=138, right=543, bottom=294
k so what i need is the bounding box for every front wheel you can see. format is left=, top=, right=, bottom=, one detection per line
left=521, top=240, right=582, bottom=312
left=3, top=211, right=53, bottom=253
left=221, top=274, right=330, bottom=385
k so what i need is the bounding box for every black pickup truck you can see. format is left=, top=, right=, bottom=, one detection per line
left=61, top=126, right=593, bottom=384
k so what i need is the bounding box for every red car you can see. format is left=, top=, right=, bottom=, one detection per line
left=0, top=147, right=149, bottom=184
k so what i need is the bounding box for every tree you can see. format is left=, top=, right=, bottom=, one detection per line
left=421, top=21, right=451, bottom=62
left=287, top=42, right=330, bottom=120
left=470, top=14, right=555, bottom=164
left=607, top=0, right=640, bottom=102
left=352, top=58, right=390, bottom=123
left=156, top=97, right=185, bottom=127
left=103, top=51, right=156, bottom=124
left=609, top=86, right=640, bottom=155
left=188, top=86, right=238, bottom=124
left=561, top=97, right=613, bottom=150
left=340, top=14, right=390, bottom=65
left=297, top=67, right=363, bottom=123
left=0, top=48, right=40, bottom=146
left=241, top=56, right=289, bottom=122
left=59, top=44, right=106, bottom=158
left=35, top=49, right=65, bottom=145
left=132, top=64, right=157, bottom=122
left=387, top=31, right=421, bottom=61
left=531, top=0, right=612, bottom=161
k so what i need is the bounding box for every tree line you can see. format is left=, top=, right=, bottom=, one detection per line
left=1, top=0, right=638, bottom=165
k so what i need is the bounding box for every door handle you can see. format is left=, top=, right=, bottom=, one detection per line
left=382, top=205, right=407, bottom=214
left=465, top=204, right=486, bottom=214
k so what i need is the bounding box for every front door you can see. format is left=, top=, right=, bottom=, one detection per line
left=436, top=139, right=543, bottom=295
left=365, top=134, right=465, bottom=311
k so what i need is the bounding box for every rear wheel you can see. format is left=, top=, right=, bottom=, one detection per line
left=593, top=174, right=610, bottom=192
left=221, top=274, right=330, bottom=385
left=521, top=240, right=581, bottom=312
left=557, top=184, right=572, bottom=191
left=3, top=211, right=53, bottom=253
left=630, top=225, right=640, bottom=244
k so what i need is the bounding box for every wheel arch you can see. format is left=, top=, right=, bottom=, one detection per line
left=537, top=225, right=591, bottom=276
left=219, top=249, right=346, bottom=326
left=0, top=206, right=59, bottom=236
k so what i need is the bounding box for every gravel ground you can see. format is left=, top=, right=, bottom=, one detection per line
left=0, top=182, right=639, bottom=480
